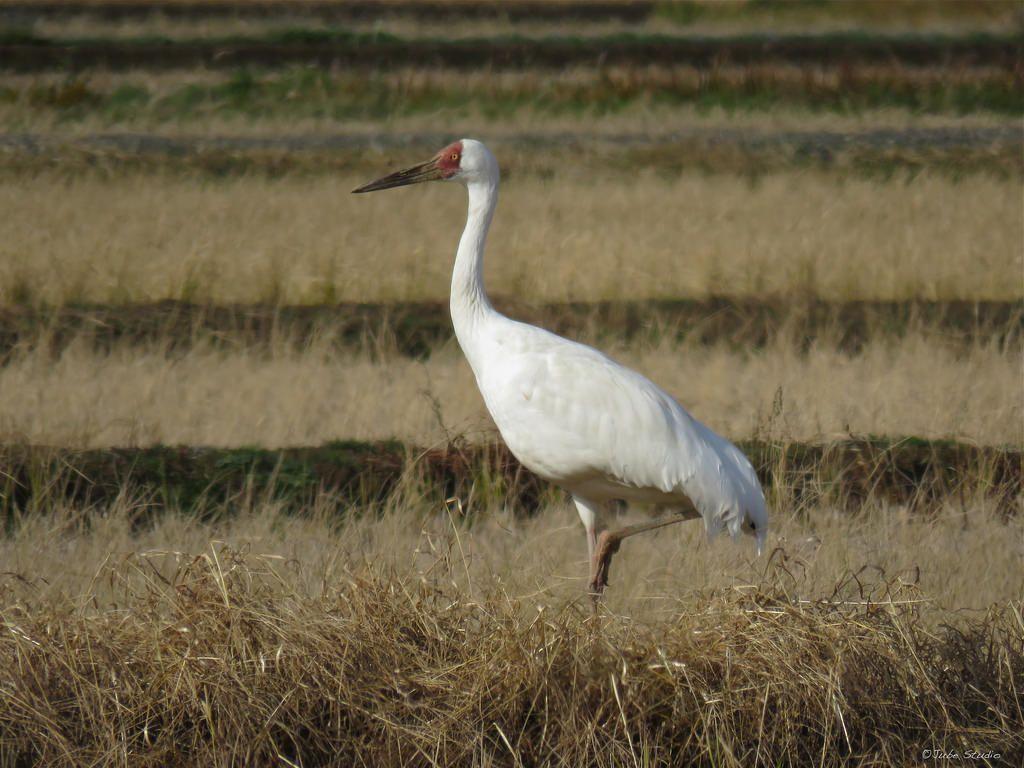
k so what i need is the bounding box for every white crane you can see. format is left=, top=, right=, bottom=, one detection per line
left=354, top=139, right=768, bottom=597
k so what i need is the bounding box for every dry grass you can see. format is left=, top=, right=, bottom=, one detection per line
left=2, top=170, right=1020, bottom=306
left=0, top=328, right=1019, bottom=448
left=1, top=494, right=1021, bottom=765
left=5, top=486, right=1022, bottom=617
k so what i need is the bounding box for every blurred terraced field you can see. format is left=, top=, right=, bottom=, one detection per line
left=1, top=2, right=1022, bottom=766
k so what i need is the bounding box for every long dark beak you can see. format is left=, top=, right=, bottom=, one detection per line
left=352, top=158, right=444, bottom=193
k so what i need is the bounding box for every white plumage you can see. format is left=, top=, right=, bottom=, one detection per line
left=355, top=138, right=768, bottom=595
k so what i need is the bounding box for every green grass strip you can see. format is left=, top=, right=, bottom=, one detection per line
left=2, top=438, right=1019, bottom=520
left=1, top=298, right=1020, bottom=358
left=6, top=66, right=1022, bottom=128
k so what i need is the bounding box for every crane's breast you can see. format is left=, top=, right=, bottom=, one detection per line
left=478, top=354, right=589, bottom=483
left=476, top=341, right=678, bottom=492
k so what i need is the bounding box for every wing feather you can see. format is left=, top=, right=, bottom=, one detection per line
left=479, top=321, right=767, bottom=547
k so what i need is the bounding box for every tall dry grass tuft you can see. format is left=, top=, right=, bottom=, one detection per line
left=0, top=496, right=1021, bottom=766
left=1, top=542, right=1020, bottom=766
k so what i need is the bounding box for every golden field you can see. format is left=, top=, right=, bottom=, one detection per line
left=2, top=170, right=1020, bottom=306
left=0, top=327, right=1019, bottom=449
left=2, top=151, right=1021, bottom=767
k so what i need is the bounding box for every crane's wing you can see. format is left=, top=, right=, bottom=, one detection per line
left=478, top=320, right=767, bottom=547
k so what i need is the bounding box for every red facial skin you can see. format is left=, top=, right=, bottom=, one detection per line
left=435, top=140, right=463, bottom=178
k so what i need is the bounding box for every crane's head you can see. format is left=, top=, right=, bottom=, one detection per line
left=352, top=139, right=498, bottom=193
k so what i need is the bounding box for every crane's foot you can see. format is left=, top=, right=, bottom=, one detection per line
left=587, top=530, right=622, bottom=599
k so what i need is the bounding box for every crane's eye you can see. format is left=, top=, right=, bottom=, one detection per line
left=451, top=153, right=459, bottom=161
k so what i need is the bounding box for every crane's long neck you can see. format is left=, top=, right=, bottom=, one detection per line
left=450, top=177, right=500, bottom=368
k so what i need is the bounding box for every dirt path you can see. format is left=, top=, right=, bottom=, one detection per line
left=1, top=1, right=656, bottom=24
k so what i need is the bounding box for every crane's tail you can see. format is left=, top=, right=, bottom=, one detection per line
left=755, top=525, right=766, bottom=557
left=708, top=502, right=767, bottom=555
left=748, top=505, right=769, bottom=556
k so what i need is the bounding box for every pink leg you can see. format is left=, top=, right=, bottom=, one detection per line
left=571, top=497, right=608, bottom=600
left=589, top=516, right=688, bottom=596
